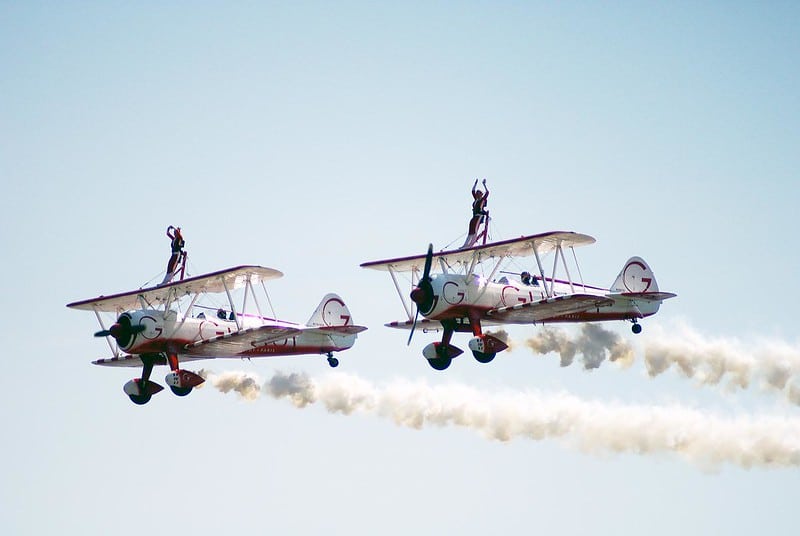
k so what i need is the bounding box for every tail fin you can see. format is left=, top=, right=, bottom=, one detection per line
left=307, top=293, right=356, bottom=327
left=610, top=256, right=660, bottom=293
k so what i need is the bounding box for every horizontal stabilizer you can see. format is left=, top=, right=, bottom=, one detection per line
left=305, top=325, right=368, bottom=336
left=616, top=291, right=677, bottom=302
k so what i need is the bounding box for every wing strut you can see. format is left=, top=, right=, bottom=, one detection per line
left=93, top=307, right=119, bottom=357
left=389, top=266, right=414, bottom=321
left=260, top=281, right=277, bottom=319
left=571, top=246, right=586, bottom=291
left=558, top=245, right=576, bottom=294
left=221, top=277, right=242, bottom=331
left=476, top=255, right=505, bottom=301
left=532, top=239, right=550, bottom=298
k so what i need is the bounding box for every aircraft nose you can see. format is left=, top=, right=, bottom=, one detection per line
left=410, top=286, right=427, bottom=304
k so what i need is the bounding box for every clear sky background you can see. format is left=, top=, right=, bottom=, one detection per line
left=2, top=2, right=799, bottom=534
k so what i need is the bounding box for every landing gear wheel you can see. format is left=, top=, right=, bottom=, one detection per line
left=473, top=351, right=496, bottom=364
left=631, top=323, right=642, bottom=334
left=128, top=394, right=152, bottom=405
left=428, top=356, right=452, bottom=371
left=327, top=356, right=339, bottom=368
left=170, top=385, right=193, bottom=397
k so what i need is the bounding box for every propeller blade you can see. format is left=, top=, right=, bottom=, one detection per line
left=93, top=321, right=145, bottom=339
left=407, top=308, right=419, bottom=345
left=408, top=243, right=434, bottom=345
left=421, top=243, right=434, bottom=283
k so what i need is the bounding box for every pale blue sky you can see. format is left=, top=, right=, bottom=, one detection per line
left=2, top=2, right=799, bottom=535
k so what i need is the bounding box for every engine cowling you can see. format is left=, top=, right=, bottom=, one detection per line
left=95, top=310, right=165, bottom=351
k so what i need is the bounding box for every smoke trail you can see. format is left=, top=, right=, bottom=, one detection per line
left=202, top=369, right=800, bottom=470
left=521, top=322, right=800, bottom=404
left=641, top=324, right=800, bottom=390
left=524, top=324, right=634, bottom=369
left=198, top=369, right=261, bottom=400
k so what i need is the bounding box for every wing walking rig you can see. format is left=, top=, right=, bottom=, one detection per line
left=361, top=231, right=675, bottom=371
left=68, top=265, right=366, bottom=405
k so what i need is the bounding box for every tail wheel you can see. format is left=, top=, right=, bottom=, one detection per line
left=170, top=386, right=193, bottom=397
left=128, top=394, right=152, bottom=405
left=327, top=356, right=339, bottom=368
left=632, top=323, right=642, bottom=334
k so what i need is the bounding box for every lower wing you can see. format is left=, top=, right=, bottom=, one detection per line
left=487, top=294, right=614, bottom=323
left=92, top=354, right=210, bottom=367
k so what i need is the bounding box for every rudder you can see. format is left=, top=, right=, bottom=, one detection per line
left=307, top=293, right=355, bottom=327
left=610, top=256, right=660, bottom=293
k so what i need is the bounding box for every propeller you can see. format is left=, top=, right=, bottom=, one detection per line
left=94, top=314, right=146, bottom=347
left=408, top=243, right=434, bottom=345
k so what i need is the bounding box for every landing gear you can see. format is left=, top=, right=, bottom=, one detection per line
left=123, top=356, right=163, bottom=405
left=468, top=333, right=506, bottom=364
left=129, top=393, right=152, bottom=405
left=428, top=355, right=453, bottom=370
left=170, top=385, right=193, bottom=397
left=164, top=352, right=205, bottom=398
left=123, top=379, right=162, bottom=405
left=631, top=321, right=642, bottom=334
left=327, top=354, right=339, bottom=368
left=422, top=340, right=463, bottom=370
left=472, top=351, right=496, bottom=364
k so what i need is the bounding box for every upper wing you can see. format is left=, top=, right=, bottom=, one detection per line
left=361, top=231, right=595, bottom=272
left=183, top=325, right=302, bottom=357
left=67, top=265, right=283, bottom=312
left=486, top=294, right=614, bottom=323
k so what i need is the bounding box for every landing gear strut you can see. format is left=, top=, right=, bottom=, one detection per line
left=123, top=354, right=163, bottom=405
left=327, top=353, right=339, bottom=368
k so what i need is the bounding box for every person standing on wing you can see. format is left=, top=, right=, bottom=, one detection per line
left=462, top=178, right=489, bottom=248
left=160, top=225, right=186, bottom=285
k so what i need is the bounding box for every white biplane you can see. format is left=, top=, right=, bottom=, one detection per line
left=361, top=231, right=675, bottom=371
left=67, top=265, right=367, bottom=404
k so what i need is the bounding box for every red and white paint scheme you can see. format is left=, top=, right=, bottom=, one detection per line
left=361, top=231, right=675, bottom=371
left=67, top=266, right=366, bottom=405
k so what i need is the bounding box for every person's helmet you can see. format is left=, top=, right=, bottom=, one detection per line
left=521, top=271, right=530, bottom=280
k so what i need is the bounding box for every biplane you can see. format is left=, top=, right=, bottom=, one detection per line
left=67, top=266, right=367, bottom=404
left=361, top=231, right=675, bottom=371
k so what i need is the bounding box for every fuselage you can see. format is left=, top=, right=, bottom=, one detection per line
left=114, top=309, right=356, bottom=357
left=422, top=273, right=661, bottom=325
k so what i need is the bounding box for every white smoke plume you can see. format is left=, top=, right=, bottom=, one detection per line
left=521, top=322, right=800, bottom=404
left=198, top=369, right=261, bottom=400
left=202, top=369, right=800, bottom=470
left=524, top=324, right=634, bottom=369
